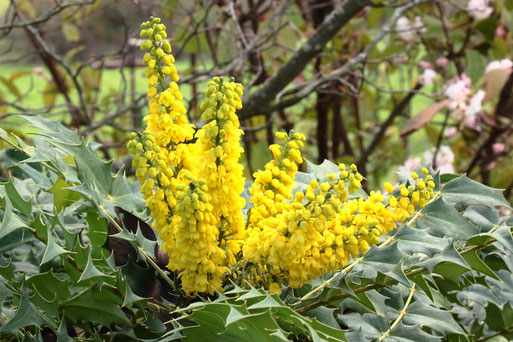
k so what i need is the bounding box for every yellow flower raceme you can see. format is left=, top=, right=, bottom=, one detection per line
left=164, top=180, right=228, bottom=294
left=196, top=77, right=246, bottom=263
left=129, top=16, right=438, bottom=296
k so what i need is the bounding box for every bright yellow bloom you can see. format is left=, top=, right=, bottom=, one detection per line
left=129, top=16, right=438, bottom=295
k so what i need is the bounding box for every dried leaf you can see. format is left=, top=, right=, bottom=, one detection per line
left=482, top=68, right=513, bottom=103
left=401, top=99, right=450, bottom=137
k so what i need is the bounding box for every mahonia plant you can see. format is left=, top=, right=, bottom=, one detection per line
left=128, top=17, right=437, bottom=296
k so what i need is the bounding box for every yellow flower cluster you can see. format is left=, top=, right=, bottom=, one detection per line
left=167, top=179, right=228, bottom=294
left=128, top=17, right=249, bottom=295
left=196, top=78, right=246, bottom=265
left=243, top=151, right=436, bottom=290
left=129, top=17, right=437, bottom=296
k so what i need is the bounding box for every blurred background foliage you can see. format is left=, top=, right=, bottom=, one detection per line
left=0, top=0, right=512, bottom=202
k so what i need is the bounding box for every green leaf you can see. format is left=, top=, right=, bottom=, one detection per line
left=78, top=248, right=108, bottom=283
left=4, top=177, right=32, bottom=217
left=121, top=278, right=147, bottom=307
left=485, top=302, right=513, bottom=332
left=475, top=15, right=498, bottom=41
left=0, top=229, right=35, bottom=254
left=56, top=318, right=71, bottom=342
left=402, top=300, right=465, bottom=336
left=40, top=226, right=70, bottom=265
left=62, top=22, right=81, bottom=42
left=463, top=205, right=498, bottom=232
left=0, top=260, right=14, bottom=281
left=416, top=197, right=479, bottom=240
left=306, top=159, right=340, bottom=181
left=462, top=250, right=500, bottom=280
left=0, top=285, right=46, bottom=333
left=410, top=274, right=434, bottom=302
left=466, top=224, right=513, bottom=253
left=27, top=270, right=69, bottom=304
left=48, top=177, right=83, bottom=212
left=27, top=270, right=69, bottom=316
left=62, top=287, right=130, bottom=326
left=395, top=224, right=447, bottom=257
left=441, top=176, right=510, bottom=209
left=23, top=115, right=82, bottom=146
left=85, top=211, right=108, bottom=247
left=421, top=243, right=469, bottom=274
left=302, top=306, right=339, bottom=329
left=16, top=163, right=53, bottom=189
left=465, top=50, right=486, bottom=83
left=390, top=323, right=441, bottom=342
left=0, top=202, right=28, bottom=240
left=440, top=173, right=459, bottom=184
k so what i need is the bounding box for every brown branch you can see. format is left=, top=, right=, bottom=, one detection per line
left=238, top=0, right=367, bottom=119
left=0, top=0, right=95, bottom=31
left=358, top=83, right=423, bottom=167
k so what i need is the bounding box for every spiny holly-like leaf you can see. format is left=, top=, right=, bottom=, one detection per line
left=27, top=272, right=68, bottom=317
left=340, top=313, right=387, bottom=341
left=85, top=211, right=108, bottom=247
left=0, top=202, right=28, bottom=240
left=415, top=197, right=479, bottom=240
left=402, top=300, right=465, bottom=336
left=22, top=115, right=82, bottom=146
left=51, top=141, right=113, bottom=195
left=77, top=248, right=108, bottom=283
left=4, top=177, right=32, bottom=217
left=485, top=302, right=513, bottom=332
left=121, top=278, right=148, bottom=308
left=61, top=287, right=130, bottom=326
left=48, top=177, right=82, bottom=212
left=40, top=226, right=70, bottom=265
left=441, top=175, right=511, bottom=209
left=302, top=306, right=340, bottom=329
left=15, top=163, right=53, bottom=189
left=462, top=250, right=500, bottom=280
left=388, top=322, right=441, bottom=342
left=0, top=229, right=35, bottom=254
left=356, top=243, right=410, bottom=286
left=394, top=224, right=447, bottom=257
left=465, top=224, right=513, bottom=253
left=26, top=270, right=70, bottom=305
left=420, top=243, right=469, bottom=274
left=463, top=205, right=498, bottom=232
left=306, top=159, right=340, bottom=181
left=0, top=284, right=46, bottom=333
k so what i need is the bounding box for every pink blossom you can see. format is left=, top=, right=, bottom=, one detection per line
left=486, top=161, right=496, bottom=171
left=424, top=146, right=455, bottom=174
left=436, top=57, right=449, bottom=68
left=420, top=68, right=437, bottom=85
left=34, top=66, right=45, bottom=77
left=444, top=74, right=471, bottom=112
left=398, top=157, right=421, bottom=174
left=485, top=59, right=513, bottom=74
left=445, top=127, right=458, bottom=137
left=419, top=60, right=432, bottom=69
left=467, top=0, right=494, bottom=20
left=396, top=16, right=424, bottom=41
left=492, top=143, right=505, bottom=154
left=464, top=89, right=485, bottom=126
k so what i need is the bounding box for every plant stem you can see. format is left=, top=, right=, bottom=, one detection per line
left=378, top=284, right=416, bottom=341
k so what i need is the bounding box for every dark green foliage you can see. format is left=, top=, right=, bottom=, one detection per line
left=0, top=117, right=512, bottom=341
